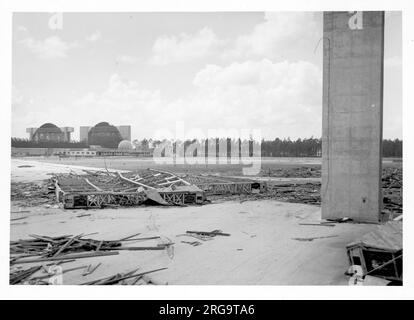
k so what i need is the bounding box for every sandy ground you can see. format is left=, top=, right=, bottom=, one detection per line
left=10, top=159, right=377, bottom=285
left=11, top=158, right=127, bottom=183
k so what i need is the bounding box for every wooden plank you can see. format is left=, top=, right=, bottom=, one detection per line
left=96, top=240, right=103, bottom=251
left=52, top=234, right=84, bottom=257
left=13, top=251, right=119, bottom=264
left=186, top=230, right=230, bottom=237
left=81, top=267, right=168, bottom=285
left=118, top=232, right=141, bottom=241
left=100, top=246, right=167, bottom=251
left=299, top=223, right=335, bottom=227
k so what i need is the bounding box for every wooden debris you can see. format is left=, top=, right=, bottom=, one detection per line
left=82, top=263, right=101, bottom=276
left=118, top=232, right=141, bottom=241
left=13, top=251, right=119, bottom=264
left=10, top=233, right=172, bottom=269
left=81, top=267, right=167, bottom=285
left=29, top=265, right=87, bottom=281
left=100, top=246, right=168, bottom=251
left=10, top=265, right=42, bottom=284
left=9, top=259, right=76, bottom=284
left=299, top=223, right=335, bottom=227
left=76, top=214, right=91, bottom=218
left=96, top=240, right=103, bottom=251
left=186, top=230, right=230, bottom=237
left=52, top=234, right=84, bottom=257
left=10, top=216, right=28, bottom=221
left=141, top=274, right=168, bottom=285
left=181, top=240, right=202, bottom=246
left=11, top=180, right=56, bottom=207
left=11, top=234, right=122, bottom=258
left=127, top=236, right=161, bottom=241
left=81, top=269, right=139, bottom=285
left=292, top=235, right=338, bottom=242
left=177, top=233, right=214, bottom=241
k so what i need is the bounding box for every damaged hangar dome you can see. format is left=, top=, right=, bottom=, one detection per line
left=33, top=123, right=64, bottom=142
left=88, top=122, right=123, bottom=149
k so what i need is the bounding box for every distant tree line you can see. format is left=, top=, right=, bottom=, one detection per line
left=382, top=139, right=402, bottom=157
left=261, top=137, right=321, bottom=157
left=149, top=137, right=402, bottom=158
left=11, top=137, right=402, bottom=157
left=11, top=138, right=88, bottom=149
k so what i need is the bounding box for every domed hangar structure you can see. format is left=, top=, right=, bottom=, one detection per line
left=87, top=122, right=123, bottom=149
left=26, top=123, right=73, bottom=142
left=80, top=124, right=131, bottom=146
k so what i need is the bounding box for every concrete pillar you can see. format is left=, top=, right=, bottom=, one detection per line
left=117, top=125, right=132, bottom=141
left=60, top=127, right=74, bottom=142
left=79, top=126, right=91, bottom=143
left=26, top=128, right=37, bottom=141
left=322, top=11, right=384, bottom=223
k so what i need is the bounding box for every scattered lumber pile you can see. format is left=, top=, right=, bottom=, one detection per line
left=10, top=234, right=122, bottom=258
left=235, top=182, right=321, bottom=205
left=10, top=234, right=173, bottom=264
left=178, top=230, right=231, bottom=242
left=10, top=259, right=78, bottom=285
left=10, top=265, right=42, bottom=284
left=235, top=167, right=403, bottom=214
left=269, top=182, right=321, bottom=205
left=261, top=166, right=321, bottom=178
left=10, top=232, right=170, bottom=285
left=10, top=233, right=173, bottom=264
left=81, top=267, right=167, bottom=285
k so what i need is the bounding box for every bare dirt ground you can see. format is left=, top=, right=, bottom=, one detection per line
left=10, top=158, right=391, bottom=285
left=30, top=155, right=401, bottom=176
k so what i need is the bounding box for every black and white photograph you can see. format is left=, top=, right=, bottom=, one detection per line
left=1, top=0, right=412, bottom=303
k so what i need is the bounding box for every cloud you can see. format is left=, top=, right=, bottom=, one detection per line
left=86, top=30, right=102, bottom=42
left=12, top=86, right=23, bottom=106
left=74, top=59, right=322, bottom=139
left=74, top=74, right=162, bottom=130
left=20, top=36, right=77, bottom=59
left=116, top=54, right=140, bottom=64
left=226, top=12, right=321, bottom=61
left=17, top=25, right=28, bottom=32
left=149, top=13, right=321, bottom=65
left=150, top=27, right=221, bottom=65
left=188, top=59, right=323, bottom=138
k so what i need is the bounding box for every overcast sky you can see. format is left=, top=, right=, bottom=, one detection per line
left=12, top=12, right=402, bottom=140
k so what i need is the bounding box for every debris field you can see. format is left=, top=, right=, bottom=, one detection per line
left=9, top=159, right=403, bottom=285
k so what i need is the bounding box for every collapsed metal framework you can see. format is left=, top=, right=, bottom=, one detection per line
left=53, top=169, right=266, bottom=209
left=181, top=174, right=267, bottom=195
